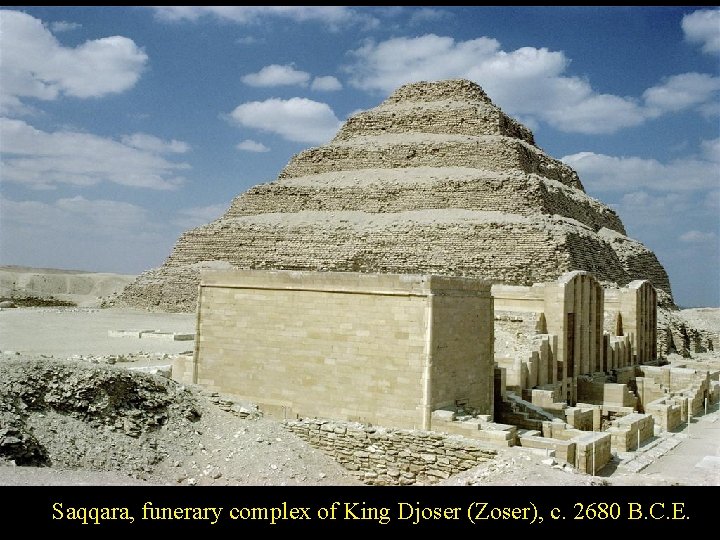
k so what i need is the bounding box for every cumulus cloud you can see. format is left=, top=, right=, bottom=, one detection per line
left=679, top=230, right=717, bottom=243
left=0, top=118, right=189, bottom=190
left=345, top=35, right=642, bottom=134
left=242, top=64, right=310, bottom=87
left=311, top=76, right=343, bottom=91
left=561, top=143, right=720, bottom=193
left=49, top=20, right=81, bottom=32
left=614, top=191, right=696, bottom=229
left=682, top=8, right=720, bottom=54
left=0, top=10, right=147, bottom=115
left=345, top=34, right=719, bottom=134
left=644, top=72, right=720, bottom=116
left=229, top=98, right=342, bottom=143
left=236, top=139, right=270, bottom=152
left=152, top=6, right=378, bottom=30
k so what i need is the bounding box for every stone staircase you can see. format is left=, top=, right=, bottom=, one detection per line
left=497, top=391, right=558, bottom=430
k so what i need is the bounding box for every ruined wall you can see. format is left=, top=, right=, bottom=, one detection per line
left=226, top=173, right=625, bottom=234
left=278, top=136, right=581, bottom=188
left=283, top=418, right=496, bottom=485
left=191, top=270, right=493, bottom=430
left=605, top=280, right=657, bottom=364
left=607, top=413, right=654, bottom=452
left=493, top=274, right=659, bottom=408
left=493, top=272, right=605, bottom=404
left=645, top=397, right=682, bottom=432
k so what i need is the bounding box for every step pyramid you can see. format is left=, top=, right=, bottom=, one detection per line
left=117, top=79, right=673, bottom=312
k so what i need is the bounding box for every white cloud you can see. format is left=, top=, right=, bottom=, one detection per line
left=242, top=66, right=342, bottom=92
left=229, top=98, right=342, bottom=144
left=643, top=72, right=720, bottom=116
left=236, top=139, right=270, bottom=152
left=615, top=191, right=696, bottom=228
left=561, top=145, right=720, bottom=193
left=172, top=203, right=228, bottom=229
left=345, top=34, right=647, bottom=134
left=242, top=64, right=310, bottom=87
left=679, top=230, right=717, bottom=243
left=0, top=10, right=147, bottom=115
left=408, top=8, right=451, bottom=25
left=152, top=6, right=378, bottom=30
left=121, top=133, right=190, bottom=153
left=311, top=76, right=343, bottom=91
left=0, top=118, right=188, bottom=190
left=49, top=20, right=81, bottom=32
left=682, top=8, right=720, bottom=54
left=345, top=34, right=720, bottom=135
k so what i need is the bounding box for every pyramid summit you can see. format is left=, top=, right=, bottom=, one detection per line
left=117, top=79, right=673, bottom=312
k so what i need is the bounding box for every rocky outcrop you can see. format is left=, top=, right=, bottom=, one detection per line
left=117, top=79, right=674, bottom=312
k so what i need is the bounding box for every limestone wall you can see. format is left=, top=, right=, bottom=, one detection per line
left=227, top=172, right=625, bottom=234
left=429, top=289, right=495, bottom=416
left=605, top=280, right=657, bottom=363
left=493, top=274, right=658, bottom=409
left=575, top=432, right=612, bottom=474
left=334, top=104, right=537, bottom=145
left=191, top=270, right=494, bottom=430
left=523, top=423, right=611, bottom=473
left=645, top=397, right=682, bottom=432
left=283, top=418, right=496, bottom=485
left=607, top=413, right=654, bottom=452
left=279, top=136, right=581, bottom=188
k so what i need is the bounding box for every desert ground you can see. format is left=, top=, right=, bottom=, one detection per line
left=0, top=267, right=718, bottom=486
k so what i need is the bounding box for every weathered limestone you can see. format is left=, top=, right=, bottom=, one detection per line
left=574, top=432, right=612, bottom=474
left=188, top=270, right=494, bottom=430
left=283, top=418, right=497, bottom=485
left=492, top=272, right=656, bottom=405
left=606, top=413, right=654, bottom=452
left=522, top=421, right=611, bottom=473
left=644, top=397, right=682, bottom=432
left=605, top=280, right=657, bottom=363
left=117, top=79, right=674, bottom=313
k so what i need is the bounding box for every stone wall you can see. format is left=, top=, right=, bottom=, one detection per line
left=190, top=270, right=494, bottom=430
left=645, top=397, right=682, bottom=432
left=607, top=413, right=654, bottom=452
left=574, top=432, right=612, bottom=474
left=227, top=173, right=625, bottom=234
left=278, top=136, right=582, bottom=189
left=334, top=104, right=537, bottom=145
left=605, top=280, right=657, bottom=363
left=283, top=418, right=497, bottom=485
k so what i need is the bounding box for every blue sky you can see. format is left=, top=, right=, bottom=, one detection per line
left=1, top=6, right=718, bottom=307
